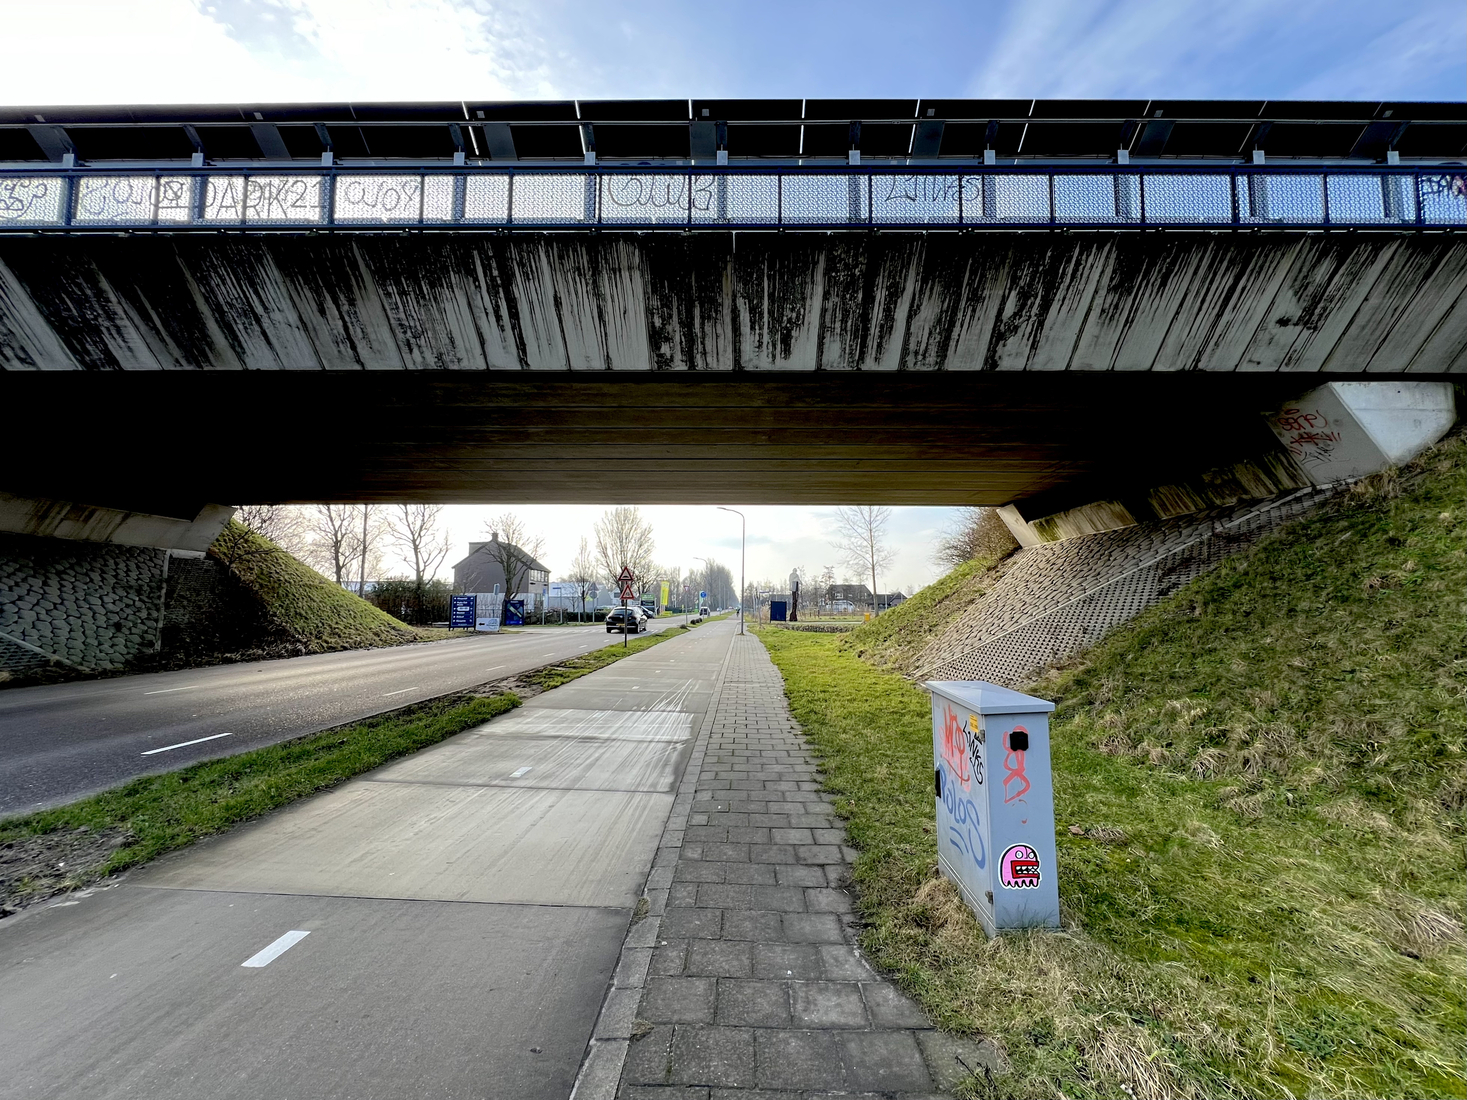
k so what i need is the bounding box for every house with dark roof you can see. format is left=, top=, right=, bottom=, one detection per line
left=453, top=532, right=550, bottom=609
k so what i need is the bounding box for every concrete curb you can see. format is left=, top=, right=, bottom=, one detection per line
left=568, top=625, right=737, bottom=1100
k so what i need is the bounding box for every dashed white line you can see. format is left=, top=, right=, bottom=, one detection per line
left=241, top=930, right=311, bottom=968
left=142, top=686, right=196, bottom=695
left=509, top=766, right=532, bottom=778
left=382, top=688, right=412, bottom=697
left=486, top=665, right=506, bottom=672
left=140, top=732, right=233, bottom=756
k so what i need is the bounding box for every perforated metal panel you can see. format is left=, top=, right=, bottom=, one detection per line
left=922, top=487, right=1338, bottom=687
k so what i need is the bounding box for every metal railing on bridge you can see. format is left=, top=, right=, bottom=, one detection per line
left=2, top=165, right=1465, bottom=232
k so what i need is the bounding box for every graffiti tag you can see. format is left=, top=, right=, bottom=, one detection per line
left=938, top=761, right=986, bottom=871
left=1002, top=726, right=1030, bottom=805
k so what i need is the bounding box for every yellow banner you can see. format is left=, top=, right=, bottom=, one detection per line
left=660, top=581, right=670, bottom=607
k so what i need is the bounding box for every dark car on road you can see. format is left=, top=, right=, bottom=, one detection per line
left=605, top=607, right=647, bottom=634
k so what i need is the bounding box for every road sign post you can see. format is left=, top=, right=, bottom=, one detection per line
left=617, top=566, right=635, bottom=649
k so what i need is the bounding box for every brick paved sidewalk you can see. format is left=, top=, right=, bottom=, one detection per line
left=576, top=629, right=993, bottom=1099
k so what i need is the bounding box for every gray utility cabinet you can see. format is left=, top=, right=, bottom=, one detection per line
left=925, top=680, right=1060, bottom=937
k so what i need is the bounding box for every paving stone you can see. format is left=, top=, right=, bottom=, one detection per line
left=840, top=1030, right=934, bottom=1093
left=860, top=982, right=931, bottom=1029
left=669, top=883, right=701, bottom=908
left=789, top=981, right=868, bottom=1029
left=802, top=888, right=852, bottom=914
left=675, top=862, right=727, bottom=884
left=685, top=940, right=753, bottom=978
left=720, top=910, right=785, bottom=941
left=668, top=1026, right=756, bottom=1088
left=701, top=843, right=751, bottom=863
left=770, top=827, right=815, bottom=845
left=643, top=977, right=717, bottom=1024
left=780, top=913, right=844, bottom=944
left=915, top=1029, right=1006, bottom=1091
left=622, top=1025, right=675, bottom=1086
left=753, top=1030, right=844, bottom=1091
left=661, top=908, right=724, bottom=940
left=620, top=1087, right=709, bottom=1100
left=794, top=845, right=843, bottom=866
left=715, top=978, right=792, bottom=1027
left=748, top=844, right=797, bottom=864
left=722, top=862, right=779, bottom=886
left=773, top=864, right=827, bottom=888
left=649, top=941, right=688, bottom=977
left=750, top=885, right=806, bottom=912
left=696, top=883, right=753, bottom=910
left=817, top=945, right=878, bottom=981
left=751, top=942, right=825, bottom=980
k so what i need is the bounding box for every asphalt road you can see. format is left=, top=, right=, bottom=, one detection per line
left=0, top=618, right=688, bottom=817
left=0, top=619, right=735, bottom=1100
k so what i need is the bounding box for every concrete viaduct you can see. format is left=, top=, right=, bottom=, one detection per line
left=0, top=97, right=1463, bottom=550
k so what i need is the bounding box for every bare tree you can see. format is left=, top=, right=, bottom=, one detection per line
left=354, top=504, right=390, bottom=597
left=233, top=504, right=312, bottom=558
left=303, top=504, right=359, bottom=585
left=484, top=513, right=547, bottom=618
left=568, top=536, right=599, bottom=622
left=593, top=506, right=656, bottom=592
left=390, top=504, right=453, bottom=620
left=933, top=507, right=1019, bottom=569
left=831, top=506, right=897, bottom=614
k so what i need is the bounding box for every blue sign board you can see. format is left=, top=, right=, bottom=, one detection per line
left=505, top=599, right=525, bottom=626
left=769, top=600, right=787, bottom=622
left=450, top=594, right=475, bottom=629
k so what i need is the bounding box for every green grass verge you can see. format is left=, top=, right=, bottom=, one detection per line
left=841, top=553, right=1007, bottom=673
left=0, top=692, right=520, bottom=909
left=524, top=621, right=702, bottom=690
left=757, top=435, right=1465, bottom=1100
left=211, top=521, right=419, bottom=650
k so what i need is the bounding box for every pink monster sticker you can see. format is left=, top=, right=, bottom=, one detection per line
left=999, top=844, right=1041, bottom=889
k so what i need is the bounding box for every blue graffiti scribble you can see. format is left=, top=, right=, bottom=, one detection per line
left=937, top=762, right=986, bottom=869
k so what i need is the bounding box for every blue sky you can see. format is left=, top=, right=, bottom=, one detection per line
left=1, top=1, right=1460, bottom=589
left=1, top=0, right=1462, bottom=105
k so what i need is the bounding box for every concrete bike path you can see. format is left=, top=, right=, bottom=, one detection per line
left=0, top=620, right=736, bottom=1100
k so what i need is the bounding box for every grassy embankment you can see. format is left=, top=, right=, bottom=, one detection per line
left=0, top=609, right=715, bottom=912
left=758, top=433, right=1465, bottom=1100
left=210, top=521, right=437, bottom=649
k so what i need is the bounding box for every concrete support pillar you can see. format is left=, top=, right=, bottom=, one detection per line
left=999, top=381, right=1457, bottom=545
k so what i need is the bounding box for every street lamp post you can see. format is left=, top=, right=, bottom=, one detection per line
left=717, top=507, right=746, bottom=636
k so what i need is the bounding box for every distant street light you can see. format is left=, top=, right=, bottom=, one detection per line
left=717, top=507, right=745, bottom=636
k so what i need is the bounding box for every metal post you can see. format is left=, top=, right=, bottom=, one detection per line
left=718, top=507, right=745, bottom=635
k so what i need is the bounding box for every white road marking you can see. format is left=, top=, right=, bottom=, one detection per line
left=241, top=929, right=311, bottom=968
left=486, top=665, right=506, bottom=672
left=382, top=688, right=412, bottom=697
left=541, top=652, right=555, bottom=657
left=140, top=732, right=233, bottom=756
left=509, top=766, right=532, bottom=778
left=142, top=686, right=196, bottom=695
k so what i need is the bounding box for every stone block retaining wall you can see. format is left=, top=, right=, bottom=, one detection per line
left=0, top=533, right=167, bottom=674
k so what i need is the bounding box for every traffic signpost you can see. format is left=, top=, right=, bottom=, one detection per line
left=617, top=566, right=634, bottom=648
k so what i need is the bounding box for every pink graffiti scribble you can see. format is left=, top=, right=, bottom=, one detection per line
left=999, top=844, right=1041, bottom=889
left=1002, top=727, right=1030, bottom=804
left=940, top=706, right=970, bottom=788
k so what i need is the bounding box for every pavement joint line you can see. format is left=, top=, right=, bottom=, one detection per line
left=126, top=883, right=634, bottom=913
left=570, top=624, right=735, bottom=1100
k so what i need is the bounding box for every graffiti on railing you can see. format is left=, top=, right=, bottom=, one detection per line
left=0, top=176, right=63, bottom=222
left=203, top=176, right=323, bottom=223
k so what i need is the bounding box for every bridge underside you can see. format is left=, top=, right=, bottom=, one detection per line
left=6, top=371, right=1329, bottom=511
left=0, top=230, right=1460, bottom=518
